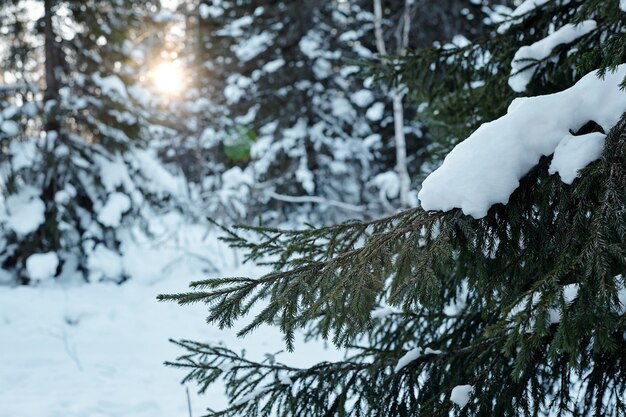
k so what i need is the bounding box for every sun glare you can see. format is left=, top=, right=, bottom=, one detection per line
left=150, top=61, right=186, bottom=97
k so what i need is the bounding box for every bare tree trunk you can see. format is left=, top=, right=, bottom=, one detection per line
left=394, top=0, right=412, bottom=208
left=401, top=0, right=412, bottom=50
left=43, top=0, right=59, bottom=133
left=41, top=0, right=61, bottom=255
left=373, top=0, right=413, bottom=208
left=392, top=90, right=410, bottom=207
left=373, top=0, right=387, bottom=56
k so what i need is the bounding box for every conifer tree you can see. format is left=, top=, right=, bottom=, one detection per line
left=166, top=0, right=497, bottom=223
left=0, top=0, right=179, bottom=284
left=161, top=1, right=626, bottom=416
left=174, top=0, right=408, bottom=222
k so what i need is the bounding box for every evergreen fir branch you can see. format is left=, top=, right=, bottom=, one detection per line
left=162, top=112, right=626, bottom=415
left=391, top=0, right=626, bottom=154
left=162, top=2, right=626, bottom=414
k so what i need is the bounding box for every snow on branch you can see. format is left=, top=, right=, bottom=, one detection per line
left=267, top=192, right=366, bottom=213
left=418, top=65, right=626, bottom=218
left=509, top=20, right=597, bottom=92
left=497, top=0, right=550, bottom=34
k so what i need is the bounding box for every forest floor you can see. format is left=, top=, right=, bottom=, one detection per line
left=0, top=216, right=339, bottom=417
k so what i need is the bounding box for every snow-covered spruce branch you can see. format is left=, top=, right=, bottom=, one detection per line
left=167, top=335, right=504, bottom=415
left=162, top=111, right=626, bottom=415
left=159, top=209, right=444, bottom=347
left=201, top=205, right=427, bottom=266
left=168, top=336, right=503, bottom=377
left=163, top=1, right=626, bottom=415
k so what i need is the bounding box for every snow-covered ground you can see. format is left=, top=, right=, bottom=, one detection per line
left=0, top=217, right=339, bottom=417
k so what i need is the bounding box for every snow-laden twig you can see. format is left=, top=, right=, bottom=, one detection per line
left=45, top=327, right=83, bottom=371
left=186, top=386, right=193, bottom=417
left=267, top=191, right=366, bottom=213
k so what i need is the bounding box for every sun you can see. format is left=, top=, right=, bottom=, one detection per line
left=150, top=61, right=187, bottom=97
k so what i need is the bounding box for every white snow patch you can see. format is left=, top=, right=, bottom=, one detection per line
left=394, top=348, right=422, bottom=372
left=218, top=167, right=254, bottom=218
left=54, top=185, right=76, bottom=205
left=313, top=58, right=332, bottom=79
left=217, top=15, right=253, bottom=37
left=2, top=105, right=18, bottom=119
left=1, top=120, right=19, bottom=136
left=450, top=385, right=473, bottom=408
left=418, top=65, right=626, bottom=218
left=26, top=252, right=59, bottom=280
left=87, top=244, right=124, bottom=281
left=300, top=31, right=322, bottom=58
left=509, top=21, right=596, bottom=92
left=617, top=277, right=626, bottom=315
left=0, top=215, right=343, bottom=417
left=97, top=155, right=132, bottom=192
left=199, top=3, right=223, bottom=18
left=262, top=58, right=285, bottom=73
left=9, top=139, right=38, bottom=171
left=93, top=73, right=128, bottom=99
left=548, top=132, right=605, bottom=184
left=331, top=96, right=355, bottom=122
left=371, top=305, right=402, bottom=319
left=22, top=102, right=38, bottom=117
left=222, top=166, right=254, bottom=190
left=621, top=0, right=626, bottom=12
left=372, top=171, right=400, bottom=200
left=133, top=150, right=179, bottom=196
left=451, top=34, right=470, bottom=48
left=351, top=89, right=375, bottom=107
left=353, top=43, right=374, bottom=59
left=296, top=162, right=315, bottom=194
left=366, top=102, right=385, bottom=122
left=224, top=84, right=244, bottom=104
left=98, top=192, right=131, bottom=227
left=224, top=74, right=252, bottom=104
left=5, top=187, right=45, bottom=235
left=497, top=0, right=550, bottom=34
left=233, top=387, right=270, bottom=406
left=277, top=372, right=293, bottom=386
left=233, top=32, right=274, bottom=62
left=563, top=283, right=580, bottom=304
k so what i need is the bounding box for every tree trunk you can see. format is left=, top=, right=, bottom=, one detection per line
left=40, top=0, right=61, bottom=257
left=43, top=0, right=60, bottom=134
left=394, top=0, right=412, bottom=208
left=373, top=0, right=413, bottom=209
left=373, top=0, right=386, bottom=56
left=393, top=90, right=411, bottom=207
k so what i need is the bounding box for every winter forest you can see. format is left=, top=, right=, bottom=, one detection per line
left=0, top=0, right=625, bottom=416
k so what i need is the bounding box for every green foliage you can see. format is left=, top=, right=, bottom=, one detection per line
left=393, top=0, right=626, bottom=158
left=160, top=0, right=626, bottom=415
left=161, top=115, right=626, bottom=416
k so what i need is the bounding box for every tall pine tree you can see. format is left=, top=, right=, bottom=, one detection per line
left=0, top=0, right=180, bottom=284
